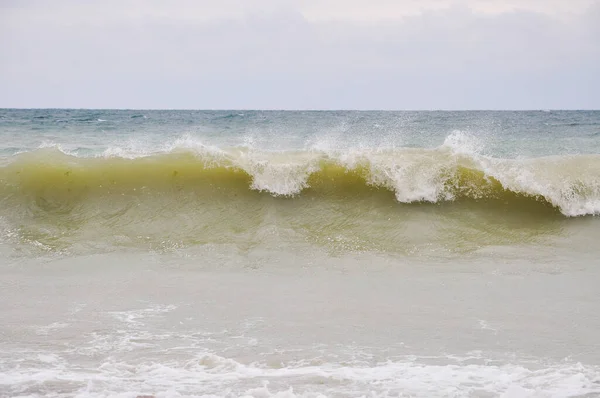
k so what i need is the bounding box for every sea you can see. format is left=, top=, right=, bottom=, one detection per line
left=1, top=109, right=599, bottom=398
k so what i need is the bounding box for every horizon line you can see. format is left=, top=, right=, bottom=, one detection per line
left=1, top=107, right=599, bottom=112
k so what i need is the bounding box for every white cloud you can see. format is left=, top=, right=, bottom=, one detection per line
left=0, top=0, right=598, bottom=109
left=1, top=0, right=596, bottom=24
left=301, top=0, right=597, bottom=21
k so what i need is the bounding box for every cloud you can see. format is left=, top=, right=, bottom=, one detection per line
left=0, top=0, right=598, bottom=109
left=1, top=0, right=596, bottom=22
left=302, top=0, right=597, bottom=21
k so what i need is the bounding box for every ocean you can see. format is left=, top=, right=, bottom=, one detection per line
left=1, top=109, right=599, bottom=397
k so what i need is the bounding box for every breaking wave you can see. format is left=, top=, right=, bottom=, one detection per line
left=1, top=134, right=599, bottom=217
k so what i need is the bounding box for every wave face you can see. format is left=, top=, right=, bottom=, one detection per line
left=1, top=142, right=599, bottom=255
left=1, top=110, right=600, bottom=254
left=2, top=143, right=600, bottom=215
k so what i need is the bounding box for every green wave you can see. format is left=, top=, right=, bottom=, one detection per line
left=1, top=148, right=599, bottom=255
left=1, top=148, right=598, bottom=213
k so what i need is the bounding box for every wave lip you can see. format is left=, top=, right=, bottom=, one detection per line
left=1, top=139, right=600, bottom=217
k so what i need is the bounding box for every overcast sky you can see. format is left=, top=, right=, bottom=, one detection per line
left=1, top=0, right=599, bottom=109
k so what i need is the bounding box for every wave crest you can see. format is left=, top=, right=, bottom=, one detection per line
left=1, top=144, right=600, bottom=217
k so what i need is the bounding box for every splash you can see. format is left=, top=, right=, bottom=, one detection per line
left=2, top=140, right=599, bottom=216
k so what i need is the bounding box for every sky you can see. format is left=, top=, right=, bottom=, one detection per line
left=0, top=0, right=599, bottom=109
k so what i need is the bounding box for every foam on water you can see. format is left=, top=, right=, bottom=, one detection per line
left=2, top=301, right=599, bottom=398
left=2, top=351, right=599, bottom=397
left=237, top=152, right=322, bottom=196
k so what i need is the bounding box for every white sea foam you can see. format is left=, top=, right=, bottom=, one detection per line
left=36, top=141, right=80, bottom=157
left=475, top=155, right=600, bottom=216
left=236, top=151, right=322, bottom=196
left=34, top=322, right=70, bottom=336
left=108, top=305, right=177, bottom=326
left=1, top=352, right=599, bottom=398
left=100, top=139, right=158, bottom=159
left=363, top=150, right=457, bottom=202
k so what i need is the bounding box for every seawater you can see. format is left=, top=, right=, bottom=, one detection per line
left=1, top=109, right=600, bottom=397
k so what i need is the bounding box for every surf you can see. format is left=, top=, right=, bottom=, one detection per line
left=1, top=144, right=599, bottom=217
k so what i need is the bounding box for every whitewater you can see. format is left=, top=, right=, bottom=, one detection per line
left=1, top=109, right=600, bottom=397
